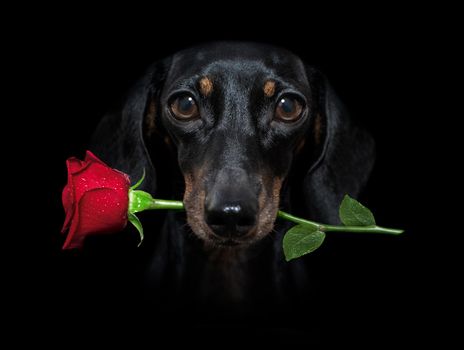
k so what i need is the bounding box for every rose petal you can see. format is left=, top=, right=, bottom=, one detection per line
left=62, top=188, right=128, bottom=250
left=114, top=169, right=131, bottom=184
left=61, top=158, right=80, bottom=233
left=85, top=151, right=131, bottom=187
left=78, top=188, right=128, bottom=233
left=84, top=150, right=107, bottom=166
left=61, top=151, right=131, bottom=249
left=66, top=157, right=89, bottom=175
left=71, top=162, right=130, bottom=201
left=61, top=184, right=74, bottom=233
left=62, top=198, right=82, bottom=249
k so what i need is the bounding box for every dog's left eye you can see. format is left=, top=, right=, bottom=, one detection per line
left=275, top=96, right=303, bottom=122
left=170, top=94, right=199, bottom=121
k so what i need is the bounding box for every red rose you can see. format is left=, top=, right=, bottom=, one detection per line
left=61, top=151, right=130, bottom=249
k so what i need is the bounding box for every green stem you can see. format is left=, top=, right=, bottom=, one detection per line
left=150, top=199, right=185, bottom=210
left=278, top=210, right=403, bottom=235
left=323, top=224, right=403, bottom=235
left=277, top=210, right=321, bottom=230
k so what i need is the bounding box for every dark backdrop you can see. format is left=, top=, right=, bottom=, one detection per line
left=9, top=11, right=451, bottom=346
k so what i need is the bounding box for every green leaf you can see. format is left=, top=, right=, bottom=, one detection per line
left=128, top=213, right=144, bottom=247
left=339, top=195, right=376, bottom=226
left=283, top=225, right=325, bottom=262
left=128, top=190, right=155, bottom=214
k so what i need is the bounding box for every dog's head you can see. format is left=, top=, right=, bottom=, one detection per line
left=92, top=42, right=374, bottom=247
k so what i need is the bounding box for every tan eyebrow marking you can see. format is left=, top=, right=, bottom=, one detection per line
left=263, top=80, right=276, bottom=97
left=199, top=77, right=213, bottom=97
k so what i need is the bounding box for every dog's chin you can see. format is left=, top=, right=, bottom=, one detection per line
left=212, top=238, right=244, bottom=247
left=194, top=229, right=257, bottom=248
left=186, top=222, right=258, bottom=248
left=213, top=232, right=266, bottom=246
left=192, top=226, right=269, bottom=249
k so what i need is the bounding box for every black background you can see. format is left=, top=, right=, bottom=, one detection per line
left=8, top=9, right=453, bottom=347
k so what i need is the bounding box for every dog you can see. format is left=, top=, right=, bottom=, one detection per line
left=90, top=42, right=375, bottom=316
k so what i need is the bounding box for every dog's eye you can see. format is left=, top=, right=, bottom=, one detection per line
left=170, top=94, right=199, bottom=120
left=275, top=96, right=303, bottom=122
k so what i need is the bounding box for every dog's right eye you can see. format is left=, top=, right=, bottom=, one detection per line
left=170, top=94, right=199, bottom=121
left=275, top=95, right=303, bottom=123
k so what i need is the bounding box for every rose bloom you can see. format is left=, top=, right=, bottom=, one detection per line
left=61, top=151, right=130, bottom=249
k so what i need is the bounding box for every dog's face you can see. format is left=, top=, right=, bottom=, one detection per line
left=157, top=44, right=314, bottom=246
left=92, top=42, right=374, bottom=248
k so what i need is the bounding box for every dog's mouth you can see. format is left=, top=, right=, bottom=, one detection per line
left=182, top=173, right=283, bottom=246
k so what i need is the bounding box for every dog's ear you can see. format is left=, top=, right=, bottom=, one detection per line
left=89, top=60, right=171, bottom=193
left=301, top=70, right=375, bottom=224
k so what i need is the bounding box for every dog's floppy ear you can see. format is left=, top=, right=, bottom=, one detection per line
left=302, top=71, right=375, bottom=224
left=90, top=60, right=170, bottom=193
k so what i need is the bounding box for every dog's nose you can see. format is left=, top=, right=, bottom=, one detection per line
left=205, top=201, right=257, bottom=238
left=204, top=167, right=259, bottom=238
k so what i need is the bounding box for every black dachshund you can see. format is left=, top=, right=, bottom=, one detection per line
left=91, top=42, right=374, bottom=315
